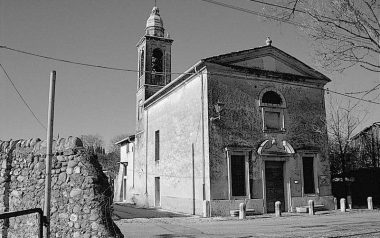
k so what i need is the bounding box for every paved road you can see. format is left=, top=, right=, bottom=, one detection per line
left=113, top=203, right=190, bottom=219
left=115, top=209, right=380, bottom=238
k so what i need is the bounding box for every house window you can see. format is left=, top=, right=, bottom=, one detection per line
left=227, top=150, right=250, bottom=199
left=303, top=157, right=315, bottom=194
left=122, top=163, right=128, bottom=201
left=231, top=154, right=246, bottom=196
left=264, top=111, right=281, bottom=130
left=155, top=130, right=160, bottom=161
left=138, top=100, right=143, bottom=120
left=260, top=90, right=286, bottom=132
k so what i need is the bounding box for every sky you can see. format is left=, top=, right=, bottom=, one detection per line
left=0, top=0, right=379, bottom=149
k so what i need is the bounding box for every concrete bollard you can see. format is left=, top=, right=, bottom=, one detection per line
left=308, top=200, right=315, bottom=215
left=239, top=203, right=246, bottom=219
left=368, top=197, right=373, bottom=210
left=333, top=197, right=338, bottom=210
left=202, top=200, right=210, bottom=217
left=275, top=201, right=281, bottom=217
left=340, top=198, right=346, bottom=212
left=347, top=195, right=352, bottom=210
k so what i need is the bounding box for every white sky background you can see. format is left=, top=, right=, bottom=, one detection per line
left=0, top=0, right=379, bottom=147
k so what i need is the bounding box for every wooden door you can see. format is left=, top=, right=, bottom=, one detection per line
left=265, top=161, right=285, bottom=213
left=155, top=177, right=160, bottom=207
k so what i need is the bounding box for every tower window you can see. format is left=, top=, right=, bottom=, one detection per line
left=151, top=48, right=164, bottom=85
left=139, top=49, right=145, bottom=78
left=152, top=48, right=163, bottom=73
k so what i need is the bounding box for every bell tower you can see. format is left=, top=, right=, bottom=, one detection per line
left=136, top=6, right=173, bottom=131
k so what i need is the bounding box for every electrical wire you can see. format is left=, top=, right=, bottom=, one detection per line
left=200, top=0, right=305, bottom=27
left=199, top=0, right=373, bottom=45
left=248, top=0, right=306, bottom=14
left=0, top=63, right=47, bottom=130
left=0, top=45, right=194, bottom=76
left=1, top=45, right=379, bottom=105
left=345, top=83, right=380, bottom=95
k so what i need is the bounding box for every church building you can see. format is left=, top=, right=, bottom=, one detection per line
left=114, top=6, right=334, bottom=216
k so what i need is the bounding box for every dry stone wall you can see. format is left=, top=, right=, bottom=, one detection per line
left=0, top=137, right=123, bottom=238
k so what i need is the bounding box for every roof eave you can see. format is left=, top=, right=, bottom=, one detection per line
left=144, top=60, right=205, bottom=108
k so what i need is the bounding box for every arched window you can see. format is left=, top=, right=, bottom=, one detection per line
left=259, top=89, right=286, bottom=132
left=262, top=91, right=282, bottom=105
left=139, top=49, right=145, bottom=78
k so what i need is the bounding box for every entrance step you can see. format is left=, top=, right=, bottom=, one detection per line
left=230, top=209, right=256, bottom=217
left=296, top=204, right=325, bottom=213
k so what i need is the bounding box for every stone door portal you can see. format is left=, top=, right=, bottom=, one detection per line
left=265, top=161, right=285, bottom=213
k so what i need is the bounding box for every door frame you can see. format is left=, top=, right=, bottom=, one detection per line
left=225, top=147, right=251, bottom=200
left=262, top=157, right=289, bottom=213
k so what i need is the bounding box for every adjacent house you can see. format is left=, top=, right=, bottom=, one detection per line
left=351, top=122, right=380, bottom=168
left=114, top=6, right=334, bottom=216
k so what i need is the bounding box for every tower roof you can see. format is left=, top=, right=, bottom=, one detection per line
left=146, top=6, right=164, bottom=37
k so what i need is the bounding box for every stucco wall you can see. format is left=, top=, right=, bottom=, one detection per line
left=206, top=64, right=331, bottom=207
left=137, top=72, right=210, bottom=215
left=0, top=137, right=123, bottom=238
left=114, top=142, right=134, bottom=202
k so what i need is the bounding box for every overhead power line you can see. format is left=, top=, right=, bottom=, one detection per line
left=199, top=0, right=372, bottom=45
left=1, top=45, right=134, bottom=73
left=0, top=63, right=47, bottom=130
left=248, top=0, right=306, bottom=14
left=1, top=45, right=379, bottom=105
left=0, top=45, right=193, bottom=76
left=200, top=0, right=305, bottom=27
left=345, top=83, right=380, bottom=95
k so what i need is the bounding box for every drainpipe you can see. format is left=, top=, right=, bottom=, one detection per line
left=226, top=148, right=231, bottom=200
left=192, top=143, right=195, bottom=215
left=132, top=141, right=135, bottom=188
left=200, top=70, right=206, bottom=200
left=145, top=109, right=149, bottom=195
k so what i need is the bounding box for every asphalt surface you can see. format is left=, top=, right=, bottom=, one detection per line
left=114, top=205, right=380, bottom=238
left=113, top=203, right=191, bottom=219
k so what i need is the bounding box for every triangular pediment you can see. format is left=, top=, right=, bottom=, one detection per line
left=203, top=46, right=330, bottom=82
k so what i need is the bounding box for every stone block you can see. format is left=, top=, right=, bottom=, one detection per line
left=70, top=214, right=78, bottom=222
left=68, top=160, right=78, bottom=168
left=70, top=188, right=83, bottom=198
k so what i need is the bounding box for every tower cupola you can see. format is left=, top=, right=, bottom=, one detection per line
left=146, top=6, right=164, bottom=37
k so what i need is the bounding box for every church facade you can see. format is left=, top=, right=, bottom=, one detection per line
left=114, top=6, right=334, bottom=216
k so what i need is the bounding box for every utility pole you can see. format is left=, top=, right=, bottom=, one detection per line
left=43, top=71, right=56, bottom=238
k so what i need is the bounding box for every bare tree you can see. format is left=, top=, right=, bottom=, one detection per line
left=80, top=134, right=105, bottom=154
left=261, top=0, right=380, bottom=72
left=98, top=133, right=131, bottom=179
left=107, top=133, right=130, bottom=154
left=327, top=98, right=368, bottom=200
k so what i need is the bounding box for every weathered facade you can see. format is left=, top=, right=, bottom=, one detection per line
left=115, top=6, right=334, bottom=216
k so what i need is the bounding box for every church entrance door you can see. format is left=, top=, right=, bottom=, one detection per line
left=265, top=161, right=285, bottom=213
